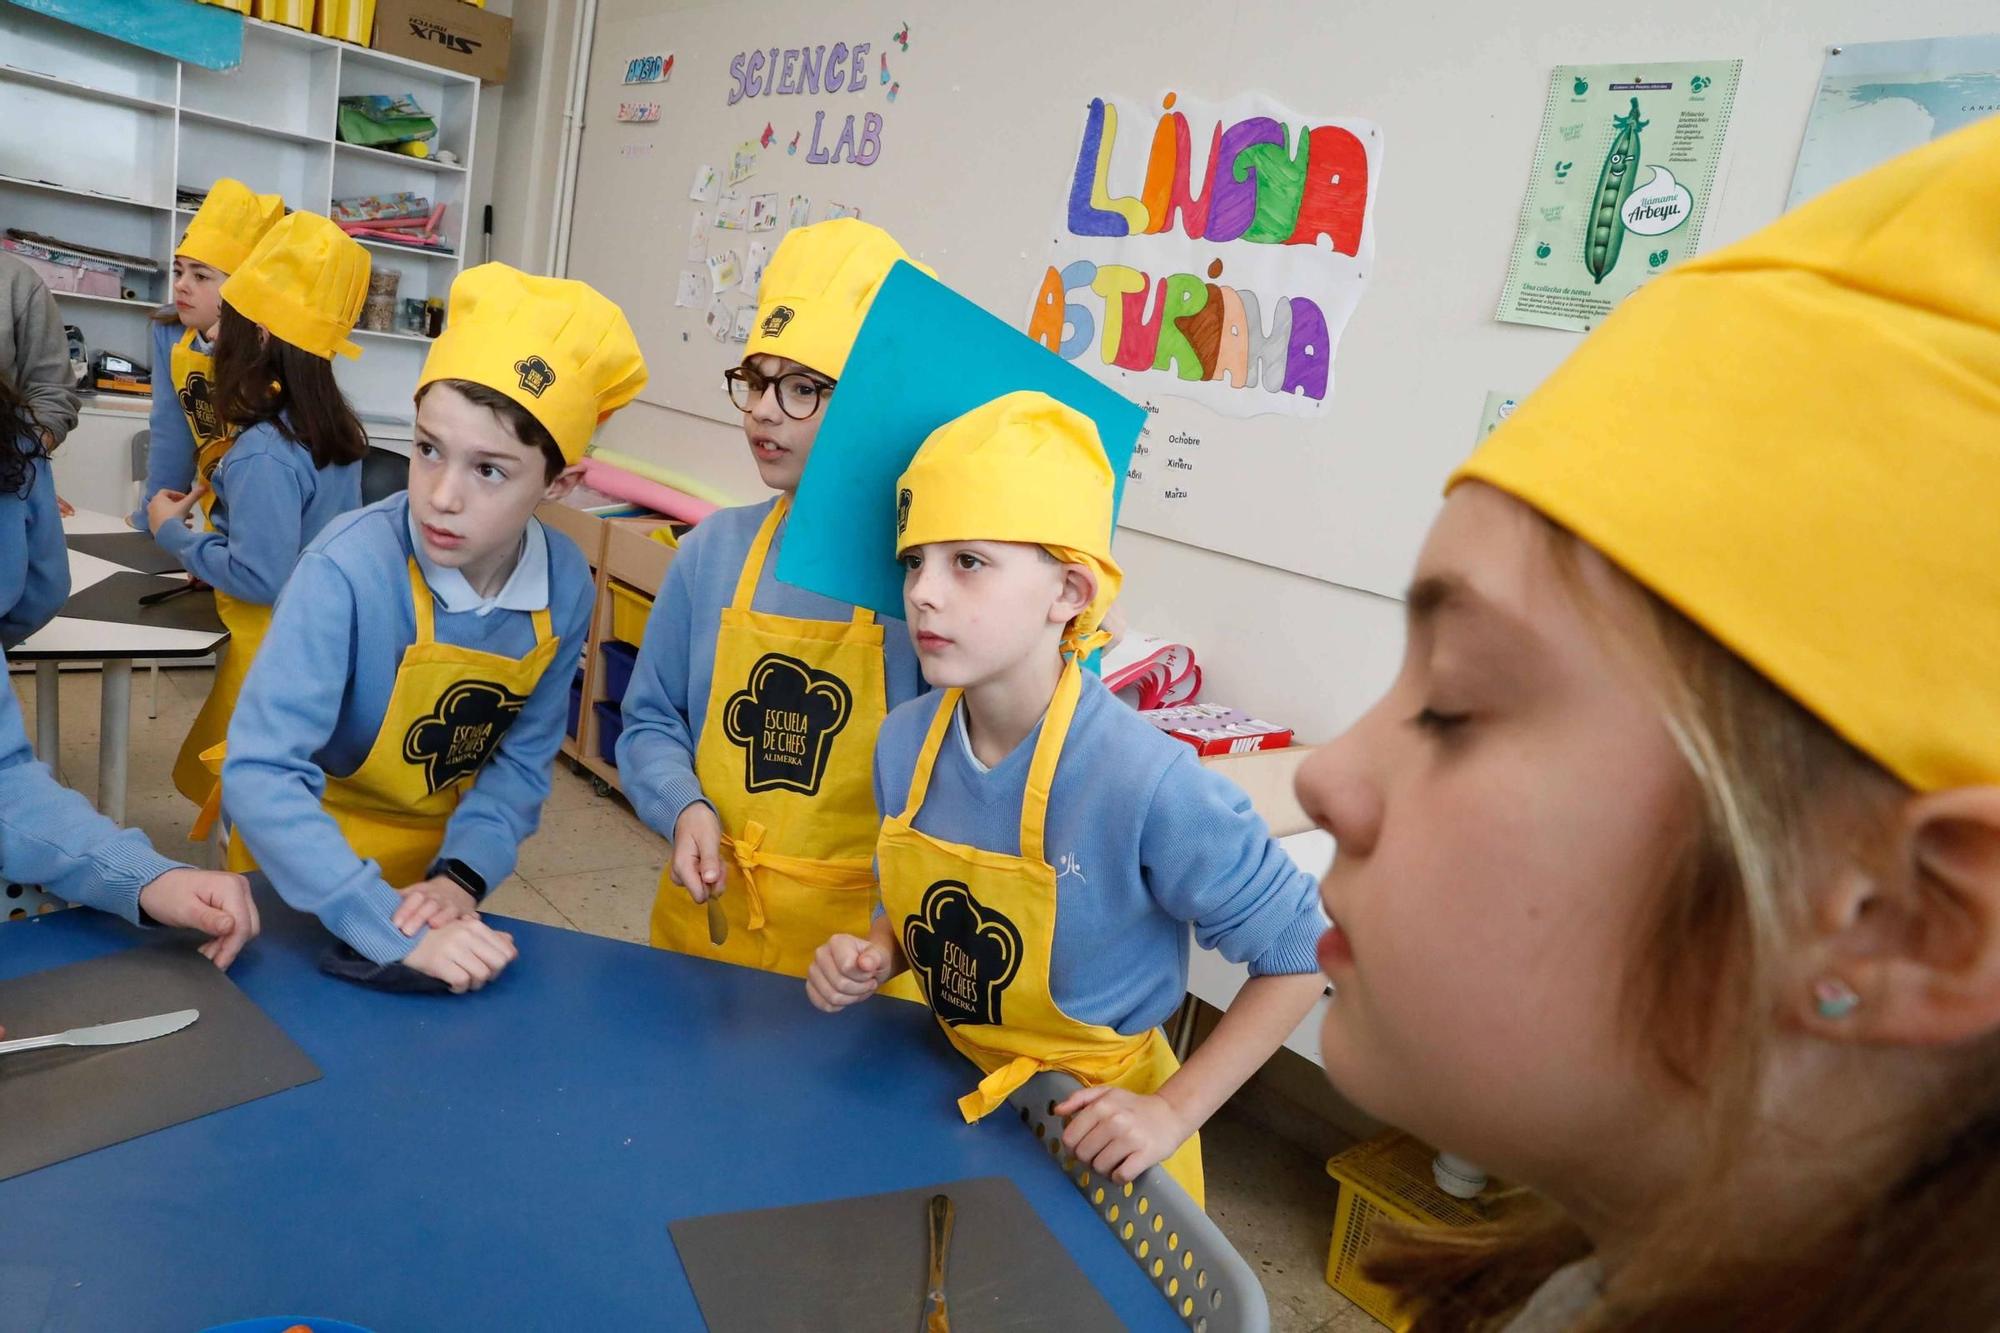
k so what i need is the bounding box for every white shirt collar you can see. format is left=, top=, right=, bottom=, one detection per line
left=407, top=504, right=550, bottom=617
left=951, top=700, right=993, bottom=775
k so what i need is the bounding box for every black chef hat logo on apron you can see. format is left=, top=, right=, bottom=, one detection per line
left=179, top=371, right=222, bottom=445
left=905, top=879, right=1023, bottom=1027
left=403, top=679, right=533, bottom=795
left=723, top=652, right=853, bottom=796
left=896, top=487, right=912, bottom=538
left=515, top=355, right=557, bottom=398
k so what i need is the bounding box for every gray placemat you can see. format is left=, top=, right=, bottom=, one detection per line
left=669, top=1175, right=1121, bottom=1332
left=65, top=530, right=183, bottom=574
left=0, top=943, right=320, bottom=1181
left=57, top=570, right=222, bottom=635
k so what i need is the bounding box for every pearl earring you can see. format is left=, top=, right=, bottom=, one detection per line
left=1813, top=976, right=1860, bottom=1020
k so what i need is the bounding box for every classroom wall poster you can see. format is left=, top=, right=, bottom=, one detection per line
left=1027, top=91, right=1382, bottom=423
left=1497, top=61, right=1741, bottom=333
left=1788, top=35, right=2000, bottom=209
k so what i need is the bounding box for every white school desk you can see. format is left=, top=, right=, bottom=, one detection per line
left=10, top=507, right=228, bottom=822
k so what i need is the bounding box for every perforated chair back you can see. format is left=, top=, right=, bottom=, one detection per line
left=1008, top=1070, right=1269, bottom=1333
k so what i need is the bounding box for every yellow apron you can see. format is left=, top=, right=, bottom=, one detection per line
left=214, top=560, right=562, bottom=884
left=878, top=662, right=1205, bottom=1205
left=650, top=496, right=894, bottom=981
left=170, top=327, right=230, bottom=479
left=168, top=327, right=258, bottom=810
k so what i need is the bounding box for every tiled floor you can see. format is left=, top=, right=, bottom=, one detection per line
left=10, top=662, right=1376, bottom=1332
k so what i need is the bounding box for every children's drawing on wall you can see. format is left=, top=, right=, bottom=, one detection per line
left=623, top=53, right=672, bottom=84
left=1028, top=91, right=1382, bottom=423
left=675, top=270, right=708, bottom=309
left=688, top=164, right=720, bottom=203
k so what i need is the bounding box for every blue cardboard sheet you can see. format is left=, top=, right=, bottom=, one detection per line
left=775, top=263, right=1143, bottom=620
left=13, top=0, right=243, bottom=71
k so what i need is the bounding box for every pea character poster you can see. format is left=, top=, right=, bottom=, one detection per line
left=1498, top=61, right=1742, bottom=333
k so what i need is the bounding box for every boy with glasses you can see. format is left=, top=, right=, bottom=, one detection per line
left=619, top=220, right=933, bottom=978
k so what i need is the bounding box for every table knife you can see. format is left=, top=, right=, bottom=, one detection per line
left=920, top=1192, right=955, bottom=1333
left=0, top=1008, right=198, bottom=1056
left=706, top=892, right=728, bottom=946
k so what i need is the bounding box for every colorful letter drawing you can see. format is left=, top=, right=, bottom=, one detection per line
left=1028, top=91, right=1381, bottom=420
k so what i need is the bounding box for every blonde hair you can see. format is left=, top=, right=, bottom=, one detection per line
left=1368, top=520, right=2000, bottom=1331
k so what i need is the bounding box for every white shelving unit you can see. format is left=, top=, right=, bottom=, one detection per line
left=0, top=3, right=480, bottom=445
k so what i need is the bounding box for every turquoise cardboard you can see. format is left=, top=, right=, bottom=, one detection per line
left=14, top=0, right=243, bottom=70
left=776, top=262, right=1142, bottom=620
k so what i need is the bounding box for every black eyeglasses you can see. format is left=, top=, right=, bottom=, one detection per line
left=724, top=365, right=835, bottom=420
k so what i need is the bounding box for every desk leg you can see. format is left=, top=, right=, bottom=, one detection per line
left=99, top=660, right=132, bottom=823
left=33, top=661, right=58, bottom=764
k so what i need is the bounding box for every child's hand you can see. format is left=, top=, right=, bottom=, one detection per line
left=392, top=876, right=479, bottom=936
left=146, top=484, right=207, bottom=535
left=806, top=933, right=891, bottom=1012
left=671, top=802, right=724, bottom=903
left=1055, top=1086, right=1194, bottom=1185
left=138, top=867, right=261, bottom=969
left=403, top=917, right=517, bottom=993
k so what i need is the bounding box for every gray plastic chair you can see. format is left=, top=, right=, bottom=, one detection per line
left=1008, top=1069, right=1270, bottom=1333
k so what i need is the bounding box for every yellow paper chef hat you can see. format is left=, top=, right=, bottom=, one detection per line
left=897, top=390, right=1123, bottom=657
left=176, top=178, right=284, bottom=274
left=1454, top=114, right=2000, bottom=791
left=744, top=218, right=931, bottom=380
left=416, top=263, right=648, bottom=465
left=219, top=212, right=369, bottom=361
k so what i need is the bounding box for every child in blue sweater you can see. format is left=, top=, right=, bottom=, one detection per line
left=807, top=392, right=1325, bottom=1205
left=146, top=212, right=369, bottom=817
left=133, top=178, right=284, bottom=527
left=224, top=264, right=646, bottom=992
left=618, top=219, right=928, bottom=978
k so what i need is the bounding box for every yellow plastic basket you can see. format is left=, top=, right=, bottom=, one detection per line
left=608, top=581, right=654, bottom=644
left=1325, top=1134, right=1520, bottom=1331
left=314, top=0, right=374, bottom=43
left=252, top=0, right=313, bottom=27
left=194, top=0, right=253, bottom=14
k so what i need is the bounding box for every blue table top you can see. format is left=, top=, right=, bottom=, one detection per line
left=0, top=897, right=1182, bottom=1331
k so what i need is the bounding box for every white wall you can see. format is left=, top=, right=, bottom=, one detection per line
left=565, top=0, right=1997, bottom=746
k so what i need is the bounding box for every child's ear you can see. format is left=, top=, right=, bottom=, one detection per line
left=542, top=462, right=586, bottom=502
left=1798, top=786, right=2000, bottom=1046
left=1051, top=562, right=1097, bottom=628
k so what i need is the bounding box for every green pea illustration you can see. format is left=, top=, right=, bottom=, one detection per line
left=1585, top=97, right=1648, bottom=285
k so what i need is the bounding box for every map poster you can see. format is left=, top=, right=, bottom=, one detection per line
left=1498, top=61, right=1743, bottom=333
left=1788, top=35, right=2000, bottom=209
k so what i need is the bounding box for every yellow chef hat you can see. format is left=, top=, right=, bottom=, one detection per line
left=1453, top=114, right=2000, bottom=791
left=219, top=212, right=370, bottom=361
left=176, top=178, right=284, bottom=274
left=897, top=390, right=1122, bottom=658
left=416, top=263, right=649, bottom=465
left=744, top=218, right=931, bottom=380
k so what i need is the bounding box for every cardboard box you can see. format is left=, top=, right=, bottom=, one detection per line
left=372, top=0, right=510, bottom=83
left=1142, top=703, right=1295, bottom=757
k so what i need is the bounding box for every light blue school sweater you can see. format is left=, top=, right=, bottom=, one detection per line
left=221, top=493, right=593, bottom=964
left=153, top=416, right=361, bottom=605
left=133, top=317, right=204, bottom=526
left=0, top=447, right=67, bottom=648
left=1, top=646, right=181, bottom=921
left=874, top=672, right=1324, bottom=1036
left=616, top=496, right=927, bottom=838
